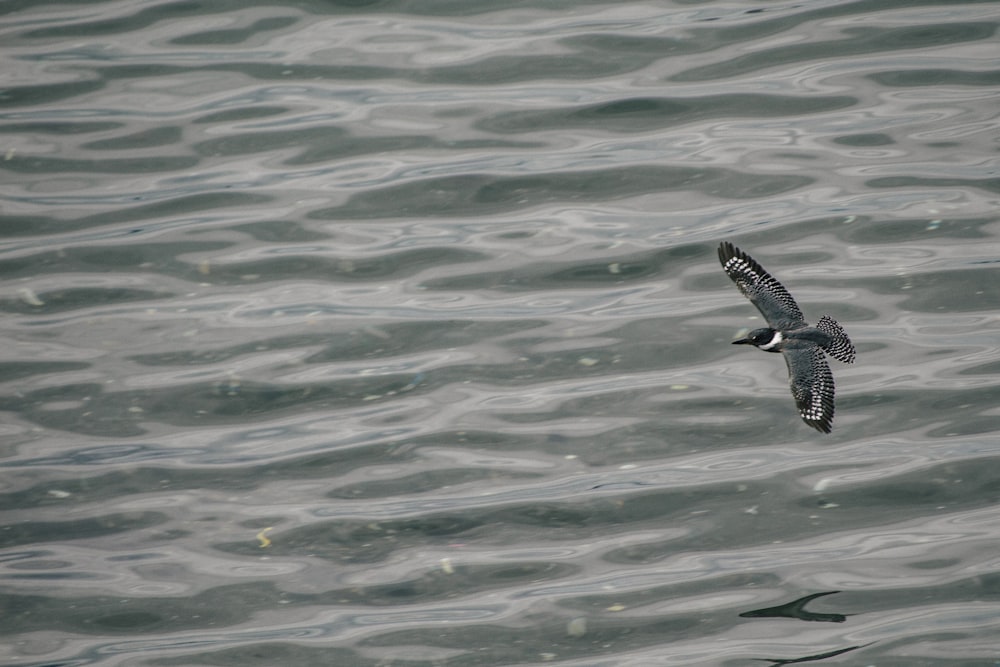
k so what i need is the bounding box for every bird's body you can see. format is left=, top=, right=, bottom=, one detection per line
left=718, top=242, right=855, bottom=433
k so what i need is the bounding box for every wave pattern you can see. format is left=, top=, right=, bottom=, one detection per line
left=2, top=1, right=1000, bottom=665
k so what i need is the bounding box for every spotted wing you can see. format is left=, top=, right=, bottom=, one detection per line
left=783, top=346, right=835, bottom=433
left=816, top=315, right=856, bottom=364
left=718, top=241, right=805, bottom=329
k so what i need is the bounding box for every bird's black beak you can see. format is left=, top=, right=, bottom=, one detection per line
left=732, top=337, right=751, bottom=345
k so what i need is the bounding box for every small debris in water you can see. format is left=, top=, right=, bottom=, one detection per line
left=18, top=288, right=45, bottom=306
left=566, top=617, right=587, bottom=637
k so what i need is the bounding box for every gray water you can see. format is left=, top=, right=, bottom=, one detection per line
left=2, top=1, right=1000, bottom=665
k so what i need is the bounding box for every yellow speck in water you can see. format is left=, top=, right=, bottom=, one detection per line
left=606, top=603, right=626, bottom=612
left=566, top=617, right=587, bottom=637
left=18, top=288, right=45, bottom=306
left=440, top=557, right=454, bottom=574
left=256, top=527, right=274, bottom=548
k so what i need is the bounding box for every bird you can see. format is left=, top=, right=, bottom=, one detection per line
left=718, top=241, right=855, bottom=433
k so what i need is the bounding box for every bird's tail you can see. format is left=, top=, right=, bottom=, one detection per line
left=817, top=315, right=856, bottom=363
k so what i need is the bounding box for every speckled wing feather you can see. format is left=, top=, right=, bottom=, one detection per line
left=718, top=242, right=805, bottom=329
left=816, top=315, right=856, bottom=364
left=783, top=346, right=835, bottom=433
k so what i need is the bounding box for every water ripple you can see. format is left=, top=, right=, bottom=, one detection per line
left=3, top=1, right=1000, bottom=666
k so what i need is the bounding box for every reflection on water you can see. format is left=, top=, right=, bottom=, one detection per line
left=739, top=591, right=847, bottom=623
left=3, top=1, right=1000, bottom=665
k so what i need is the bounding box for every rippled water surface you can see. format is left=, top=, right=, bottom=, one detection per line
left=3, top=1, right=1000, bottom=665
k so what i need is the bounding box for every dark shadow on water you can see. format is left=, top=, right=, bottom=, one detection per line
left=740, top=591, right=848, bottom=622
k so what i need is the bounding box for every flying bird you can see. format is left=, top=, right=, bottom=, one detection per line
left=718, top=241, right=855, bottom=433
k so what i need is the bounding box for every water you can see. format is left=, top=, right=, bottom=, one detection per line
left=2, top=1, right=1000, bottom=665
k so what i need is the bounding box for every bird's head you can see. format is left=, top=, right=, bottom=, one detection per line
left=732, top=327, right=783, bottom=352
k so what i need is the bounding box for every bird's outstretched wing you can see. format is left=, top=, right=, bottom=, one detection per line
left=783, top=346, right=835, bottom=433
left=718, top=242, right=804, bottom=329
